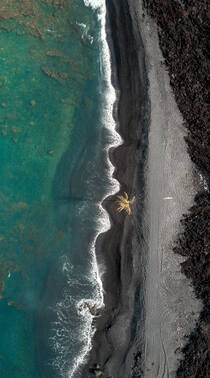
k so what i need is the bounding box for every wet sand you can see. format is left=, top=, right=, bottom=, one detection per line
left=82, top=0, right=148, bottom=376
left=83, top=0, right=207, bottom=377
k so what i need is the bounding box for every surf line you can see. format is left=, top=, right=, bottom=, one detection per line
left=68, top=1, right=122, bottom=377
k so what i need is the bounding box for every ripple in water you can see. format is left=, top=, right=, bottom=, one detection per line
left=51, top=1, right=122, bottom=377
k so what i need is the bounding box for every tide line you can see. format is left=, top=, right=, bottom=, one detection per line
left=68, top=1, right=122, bottom=377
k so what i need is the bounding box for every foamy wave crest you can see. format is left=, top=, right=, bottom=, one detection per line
left=83, top=0, right=104, bottom=9
left=76, top=22, right=94, bottom=44
left=62, top=1, right=122, bottom=377
left=67, top=1, right=122, bottom=377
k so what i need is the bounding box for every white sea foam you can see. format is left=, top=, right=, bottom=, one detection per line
left=83, top=0, right=104, bottom=9
left=76, top=22, right=94, bottom=44
left=65, top=2, right=123, bottom=376
left=68, top=5, right=122, bottom=378
left=51, top=1, right=122, bottom=377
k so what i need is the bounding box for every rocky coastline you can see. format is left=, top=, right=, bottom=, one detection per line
left=83, top=0, right=209, bottom=377
left=143, top=1, right=209, bottom=376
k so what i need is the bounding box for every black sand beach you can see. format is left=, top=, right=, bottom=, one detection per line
left=143, top=1, right=209, bottom=377
left=83, top=0, right=209, bottom=377
left=82, top=0, right=149, bottom=376
left=142, top=2, right=209, bottom=377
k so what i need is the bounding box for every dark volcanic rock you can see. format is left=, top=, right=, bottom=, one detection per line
left=143, top=0, right=209, bottom=177
left=143, top=0, right=210, bottom=376
left=174, top=191, right=210, bottom=378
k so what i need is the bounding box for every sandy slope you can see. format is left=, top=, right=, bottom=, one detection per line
left=129, top=2, right=202, bottom=376
left=84, top=1, right=202, bottom=377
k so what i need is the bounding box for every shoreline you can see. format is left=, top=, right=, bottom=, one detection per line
left=83, top=0, right=149, bottom=376
left=83, top=0, right=209, bottom=377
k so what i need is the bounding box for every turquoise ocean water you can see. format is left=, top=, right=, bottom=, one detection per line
left=0, top=1, right=119, bottom=377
